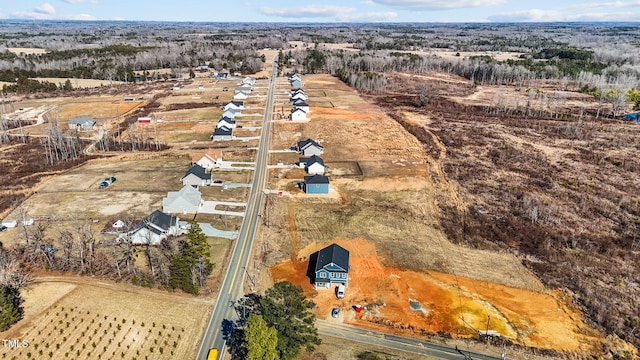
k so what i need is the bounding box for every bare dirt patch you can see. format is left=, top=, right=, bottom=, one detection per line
left=271, top=238, right=601, bottom=353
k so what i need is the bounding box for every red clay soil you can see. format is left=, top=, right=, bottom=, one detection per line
left=270, top=238, right=604, bottom=354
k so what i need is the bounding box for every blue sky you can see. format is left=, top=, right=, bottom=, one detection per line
left=1, top=0, right=640, bottom=22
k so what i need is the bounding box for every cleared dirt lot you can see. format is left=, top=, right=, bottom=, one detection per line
left=271, top=238, right=601, bottom=353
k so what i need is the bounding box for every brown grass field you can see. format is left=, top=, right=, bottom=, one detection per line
left=0, top=276, right=212, bottom=360
left=254, top=73, right=638, bottom=357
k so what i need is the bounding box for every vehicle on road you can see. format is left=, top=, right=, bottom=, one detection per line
left=98, top=181, right=109, bottom=188
left=336, top=284, right=345, bottom=299
left=213, top=180, right=224, bottom=184
left=207, top=348, right=219, bottom=360
left=331, top=307, right=340, bottom=318
left=0, top=225, right=7, bottom=232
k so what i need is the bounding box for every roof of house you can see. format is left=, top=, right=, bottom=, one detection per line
left=163, top=185, right=202, bottom=209
left=183, top=164, right=209, bottom=180
left=213, top=126, right=233, bottom=136
left=69, top=117, right=96, bottom=125
left=293, top=100, right=309, bottom=107
left=314, top=243, right=349, bottom=273
left=220, top=116, right=236, bottom=123
left=297, top=138, right=323, bottom=150
left=134, top=210, right=178, bottom=236
left=230, top=101, right=244, bottom=107
left=191, top=149, right=223, bottom=162
left=291, top=88, right=306, bottom=95
left=306, top=155, right=325, bottom=166
left=304, top=174, right=329, bottom=184
left=291, top=107, right=307, bottom=114
left=222, top=108, right=240, bottom=117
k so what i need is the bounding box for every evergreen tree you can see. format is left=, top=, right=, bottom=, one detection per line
left=260, top=281, right=321, bottom=360
left=245, top=314, right=278, bottom=360
left=168, top=223, right=213, bottom=294
left=0, top=285, right=23, bottom=331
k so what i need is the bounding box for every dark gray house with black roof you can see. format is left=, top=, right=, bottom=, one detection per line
left=212, top=125, right=233, bottom=141
left=314, top=243, right=350, bottom=289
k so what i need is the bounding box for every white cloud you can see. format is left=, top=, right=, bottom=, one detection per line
left=564, top=11, right=640, bottom=21
left=487, top=9, right=563, bottom=22
left=338, top=12, right=398, bottom=22
left=63, top=0, right=98, bottom=3
left=259, top=5, right=398, bottom=22
left=487, top=8, right=640, bottom=22
left=35, top=3, right=56, bottom=15
left=568, top=1, right=640, bottom=9
left=371, top=0, right=506, bottom=10
left=259, top=5, right=357, bottom=18
left=11, top=10, right=96, bottom=20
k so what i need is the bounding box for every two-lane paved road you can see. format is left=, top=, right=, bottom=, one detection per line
left=196, top=57, right=278, bottom=360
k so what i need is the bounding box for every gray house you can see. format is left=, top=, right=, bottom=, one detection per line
left=162, top=185, right=202, bottom=214
left=68, top=117, right=96, bottom=131
left=296, top=138, right=324, bottom=156
left=181, top=164, right=211, bottom=187
left=314, top=243, right=350, bottom=289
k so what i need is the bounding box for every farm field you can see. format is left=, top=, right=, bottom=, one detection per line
left=0, top=276, right=212, bottom=360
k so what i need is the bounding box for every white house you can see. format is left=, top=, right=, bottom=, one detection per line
left=242, top=76, right=256, bottom=86
left=191, top=149, right=223, bottom=170
left=296, top=138, right=324, bottom=156
left=290, top=107, right=307, bottom=121
left=300, top=155, right=326, bottom=175
left=162, top=185, right=202, bottom=214
left=223, top=101, right=245, bottom=111
left=126, top=210, right=180, bottom=245
left=217, top=116, right=236, bottom=129
left=291, top=91, right=308, bottom=101
left=68, top=117, right=96, bottom=131
left=233, top=90, right=249, bottom=100
left=293, top=100, right=310, bottom=114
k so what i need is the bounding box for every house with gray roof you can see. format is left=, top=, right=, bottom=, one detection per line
left=126, top=210, right=180, bottom=245
left=296, top=138, right=324, bottom=156
left=314, top=243, right=350, bottom=289
left=162, top=185, right=202, bottom=214
left=68, top=117, right=96, bottom=131
left=181, top=164, right=211, bottom=187
left=299, top=155, right=326, bottom=175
